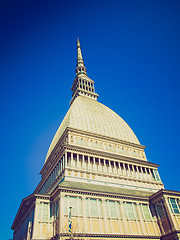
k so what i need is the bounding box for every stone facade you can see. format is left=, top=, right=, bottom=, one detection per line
left=12, top=39, right=180, bottom=240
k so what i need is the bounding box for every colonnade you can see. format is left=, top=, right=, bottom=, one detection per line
left=39, top=151, right=161, bottom=194
left=66, top=152, right=161, bottom=183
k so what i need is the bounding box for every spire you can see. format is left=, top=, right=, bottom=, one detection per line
left=76, top=38, right=87, bottom=75
left=70, top=38, right=98, bottom=105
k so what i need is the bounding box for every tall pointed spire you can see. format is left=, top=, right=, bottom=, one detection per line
left=70, top=38, right=98, bottom=105
left=76, top=38, right=87, bottom=75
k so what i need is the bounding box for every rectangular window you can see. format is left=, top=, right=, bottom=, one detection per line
left=50, top=202, right=54, bottom=219
left=141, top=204, right=151, bottom=220
left=39, top=202, right=48, bottom=221
left=109, top=201, right=117, bottom=218
left=64, top=196, right=82, bottom=216
left=155, top=204, right=165, bottom=218
left=86, top=198, right=90, bottom=217
left=98, top=200, right=102, bottom=217
left=64, top=196, right=68, bottom=215
left=90, top=198, right=98, bottom=217
left=126, top=202, right=135, bottom=219
left=153, top=169, right=160, bottom=181
left=169, top=198, right=180, bottom=214
left=55, top=200, right=59, bottom=218
left=77, top=197, right=82, bottom=216
left=69, top=196, right=77, bottom=216
left=42, top=203, right=48, bottom=221
left=105, top=200, right=109, bottom=217
left=151, top=169, right=156, bottom=180
left=117, top=202, right=121, bottom=218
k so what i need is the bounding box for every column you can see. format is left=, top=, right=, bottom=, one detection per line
left=115, top=201, right=122, bottom=232
left=88, top=198, right=92, bottom=232
left=82, top=155, right=85, bottom=170
left=98, top=158, right=101, bottom=172
left=97, top=200, right=102, bottom=233
left=163, top=197, right=177, bottom=230
left=82, top=196, right=87, bottom=232
left=65, top=152, right=67, bottom=169
left=32, top=200, right=40, bottom=239
left=136, top=203, right=146, bottom=235
left=73, top=153, right=76, bottom=168
left=144, top=168, right=149, bottom=180
left=119, top=200, right=128, bottom=234
left=113, top=161, right=117, bottom=175
left=60, top=159, right=62, bottom=174
left=69, top=152, right=73, bottom=168
left=131, top=165, right=135, bottom=178
left=151, top=169, right=156, bottom=181
left=102, top=199, right=108, bottom=233
left=108, top=160, right=111, bottom=174
left=142, top=167, right=147, bottom=180
left=118, top=162, right=122, bottom=176
left=88, top=156, right=91, bottom=171
left=107, top=200, right=113, bottom=233
left=156, top=170, right=161, bottom=181
left=122, top=163, right=126, bottom=176
left=93, top=157, right=96, bottom=171
left=139, top=166, right=143, bottom=179
left=136, top=166, right=141, bottom=179
left=127, top=164, right=131, bottom=177
left=124, top=202, right=132, bottom=234
left=59, top=195, right=64, bottom=233
left=104, top=159, right=107, bottom=173
left=149, top=204, right=159, bottom=235
left=77, top=154, right=79, bottom=169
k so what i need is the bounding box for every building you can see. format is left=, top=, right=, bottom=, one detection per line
left=12, top=39, right=180, bottom=240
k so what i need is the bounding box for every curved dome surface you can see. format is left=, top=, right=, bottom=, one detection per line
left=45, top=96, right=140, bottom=162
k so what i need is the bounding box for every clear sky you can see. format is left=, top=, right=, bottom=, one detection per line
left=1, top=0, right=180, bottom=239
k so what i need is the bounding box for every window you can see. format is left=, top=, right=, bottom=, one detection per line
left=98, top=200, right=102, bottom=217
left=77, top=198, right=82, bottom=215
left=125, top=202, right=137, bottom=220
left=151, top=169, right=156, bottom=180
left=50, top=202, right=54, bottom=219
left=64, top=196, right=68, bottom=214
left=155, top=204, right=165, bottom=218
left=109, top=201, right=117, bottom=218
left=69, top=196, right=77, bottom=216
left=55, top=200, right=59, bottom=218
left=90, top=199, right=98, bottom=217
left=169, top=198, right=180, bottom=214
left=153, top=169, right=160, bottom=181
left=141, top=204, right=151, bottom=220
left=39, top=202, right=48, bottom=221
left=64, top=196, right=82, bottom=216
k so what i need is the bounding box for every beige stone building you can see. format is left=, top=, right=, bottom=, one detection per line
left=12, top=39, right=180, bottom=240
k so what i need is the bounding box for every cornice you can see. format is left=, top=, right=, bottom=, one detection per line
left=41, top=128, right=68, bottom=174
left=65, top=144, right=159, bottom=168
left=57, top=232, right=160, bottom=239
left=11, top=193, right=50, bottom=230
left=57, top=185, right=151, bottom=202
left=150, top=189, right=180, bottom=202
left=43, top=124, right=147, bottom=174
left=65, top=166, right=163, bottom=187
left=67, top=127, right=146, bottom=149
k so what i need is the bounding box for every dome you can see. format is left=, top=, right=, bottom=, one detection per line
left=45, top=96, right=140, bottom=162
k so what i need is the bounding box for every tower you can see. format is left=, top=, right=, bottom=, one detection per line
left=12, top=39, right=180, bottom=240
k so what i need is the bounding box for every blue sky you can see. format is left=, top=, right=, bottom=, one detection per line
left=1, top=0, right=180, bottom=239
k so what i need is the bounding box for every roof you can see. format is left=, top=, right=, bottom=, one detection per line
left=59, top=180, right=153, bottom=198
left=45, top=96, right=140, bottom=162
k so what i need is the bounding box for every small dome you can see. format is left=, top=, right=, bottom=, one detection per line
left=45, top=96, right=140, bottom=162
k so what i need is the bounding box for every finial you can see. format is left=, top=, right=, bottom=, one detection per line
left=70, top=38, right=99, bottom=105
left=76, top=37, right=87, bottom=75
